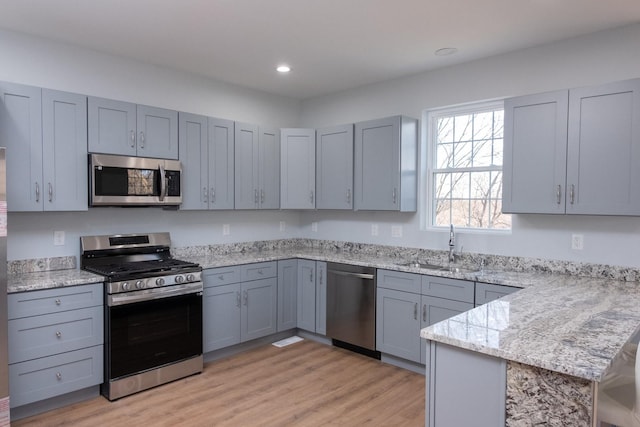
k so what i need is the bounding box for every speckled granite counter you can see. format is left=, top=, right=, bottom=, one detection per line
left=7, top=269, right=104, bottom=293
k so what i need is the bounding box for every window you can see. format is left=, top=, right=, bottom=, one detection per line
left=428, top=101, right=511, bottom=230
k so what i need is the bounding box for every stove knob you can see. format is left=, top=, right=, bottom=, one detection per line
left=155, top=278, right=165, bottom=287
left=121, top=282, right=130, bottom=291
left=186, top=274, right=196, bottom=282
left=175, top=275, right=185, bottom=284
left=135, top=280, right=145, bottom=289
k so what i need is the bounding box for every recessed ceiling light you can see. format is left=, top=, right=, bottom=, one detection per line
left=276, top=65, right=291, bottom=73
left=434, top=47, right=458, bottom=56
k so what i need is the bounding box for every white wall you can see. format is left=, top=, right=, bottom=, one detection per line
left=299, top=23, right=640, bottom=268
left=0, top=29, right=302, bottom=261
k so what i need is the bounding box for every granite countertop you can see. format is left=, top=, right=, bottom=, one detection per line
left=8, top=245, right=640, bottom=384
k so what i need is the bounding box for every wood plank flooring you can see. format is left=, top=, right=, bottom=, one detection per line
left=13, top=340, right=425, bottom=426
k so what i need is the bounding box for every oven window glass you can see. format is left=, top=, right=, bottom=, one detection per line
left=108, top=293, right=202, bottom=380
left=95, top=167, right=159, bottom=196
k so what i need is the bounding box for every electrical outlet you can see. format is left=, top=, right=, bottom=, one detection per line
left=53, top=231, right=65, bottom=246
left=371, top=224, right=379, bottom=236
left=311, top=222, right=318, bottom=232
left=391, top=225, right=403, bottom=238
left=222, top=224, right=230, bottom=236
left=571, top=234, right=584, bottom=250
left=279, top=221, right=286, bottom=232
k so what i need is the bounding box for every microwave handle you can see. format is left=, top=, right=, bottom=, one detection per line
left=159, top=164, right=167, bottom=201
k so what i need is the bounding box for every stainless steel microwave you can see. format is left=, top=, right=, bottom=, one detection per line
left=89, top=154, right=182, bottom=207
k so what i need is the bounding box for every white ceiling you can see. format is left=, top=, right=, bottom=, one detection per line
left=1, top=0, right=639, bottom=100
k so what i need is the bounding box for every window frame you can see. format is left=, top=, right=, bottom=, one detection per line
left=424, top=100, right=511, bottom=233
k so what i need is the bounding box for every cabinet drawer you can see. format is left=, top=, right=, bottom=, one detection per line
left=9, top=345, right=103, bottom=408
left=421, top=276, right=474, bottom=303
left=8, top=306, right=103, bottom=364
left=241, top=261, right=277, bottom=281
left=8, top=283, right=103, bottom=319
left=475, top=282, right=520, bottom=306
left=203, top=266, right=241, bottom=287
left=377, top=269, right=421, bottom=294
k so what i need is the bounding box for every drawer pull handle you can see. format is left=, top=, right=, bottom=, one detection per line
left=56, top=372, right=62, bottom=381
left=414, top=303, right=418, bottom=320
left=56, top=331, right=62, bottom=338
left=55, top=298, right=62, bottom=305
left=423, top=304, right=427, bottom=322
left=236, top=291, right=241, bottom=308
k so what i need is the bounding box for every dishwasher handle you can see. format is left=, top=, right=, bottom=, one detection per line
left=327, top=270, right=374, bottom=280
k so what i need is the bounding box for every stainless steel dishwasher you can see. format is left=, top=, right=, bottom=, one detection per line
left=326, top=262, right=379, bottom=358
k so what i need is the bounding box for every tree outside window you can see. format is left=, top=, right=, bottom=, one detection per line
left=429, top=103, right=511, bottom=230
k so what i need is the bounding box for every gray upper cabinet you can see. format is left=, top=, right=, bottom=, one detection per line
left=503, top=78, right=640, bottom=215
left=316, top=124, right=354, bottom=210
left=179, top=113, right=234, bottom=210
left=354, top=115, right=417, bottom=211
left=234, top=122, right=280, bottom=209
left=503, top=90, right=569, bottom=214
left=88, top=97, right=178, bottom=159
left=280, top=128, right=316, bottom=209
left=0, top=83, right=87, bottom=212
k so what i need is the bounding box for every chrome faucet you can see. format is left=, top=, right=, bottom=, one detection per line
left=448, top=224, right=455, bottom=263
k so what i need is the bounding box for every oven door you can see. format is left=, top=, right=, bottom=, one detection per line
left=106, top=290, right=202, bottom=380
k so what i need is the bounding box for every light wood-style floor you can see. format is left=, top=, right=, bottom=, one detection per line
left=13, top=340, right=425, bottom=426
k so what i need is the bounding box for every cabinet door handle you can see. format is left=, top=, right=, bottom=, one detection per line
left=254, top=189, right=259, bottom=204
left=139, top=131, right=145, bottom=149
left=56, top=372, right=62, bottom=381
left=55, top=298, right=61, bottom=306
left=48, top=183, right=53, bottom=202
left=414, top=303, right=418, bottom=320
left=310, top=270, right=313, bottom=282
left=203, top=187, right=208, bottom=203
left=392, top=188, right=397, bottom=204
left=211, top=188, right=216, bottom=203
left=236, top=291, right=241, bottom=308
left=35, top=182, right=40, bottom=202
left=261, top=189, right=265, bottom=204
left=310, top=190, right=314, bottom=205
left=570, top=184, right=575, bottom=205
left=423, top=304, right=427, bottom=322
left=556, top=185, right=561, bottom=204
left=130, top=130, right=136, bottom=148
left=243, top=290, right=248, bottom=306
left=346, top=188, right=351, bottom=204
left=56, top=331, right=62, bottom=338
left=319, top=268, right=323, bottom=284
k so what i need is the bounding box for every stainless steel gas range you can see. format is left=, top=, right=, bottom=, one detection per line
left=80, top=232, right=203, bottom=401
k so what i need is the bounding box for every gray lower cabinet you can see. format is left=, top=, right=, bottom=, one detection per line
left=203, top=262, right=277, bottom=352
left=277, top=259, right=298, bottom=332
left=503, top=78, right=640, bottom=215
left=234, top=123, right=280, bottom=209
left=315, top=262, right=327, bottom=336
left=475, top=282, right=520, bottom=306
left=88, top=97, right=178, bottom=159
left=7, top=283, right=104, bottom=408
left=376, top=269, right=473, bottom=364
left=316, top=124, right=354, bottom=210
left=179, top=113, right=235, bottom=210
left=296, top=260, right=327, bottom=335
left=354, top=115, right=417, bottom=211
left=280, top=128, right=316, bottom=209
left=0, top=83, right=88, bottom=212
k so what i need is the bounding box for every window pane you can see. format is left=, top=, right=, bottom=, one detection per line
left=454, top=115, right=473, bottom=142
left=490, top=171, right=503, bottom=199
left=437, top=117, right=454, bottom=143
left=434, top=199, right=451, bottom=226
left=451, top=172, right=469, bottom=199
left=473, top=139, right=493, bottom=167
left=493, top=138, right=503, bottom=166
left=490, top=201, right=511, bottom=229
left=494, top=110, right=504, bottom=138
left=473, top=112, right=494, bottom=140
left=451, top=199, right=470, bottom=227
left=433, top=173, right=451, bottom=199
left=453, top=141, right=472, bottom=168
left=436, top=143, right=453, bottom=169
left=469, top=199, right=489, bottom=228
left=470, top=172, right=491, bottom=198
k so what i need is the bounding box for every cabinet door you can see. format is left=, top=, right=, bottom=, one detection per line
left=315, top=262, right=327, bottom=335
left=281, top=128, right=316, bottom=209
left=202, top=283, right=241, bottom=352
left=420, top=296, right=473, bottom=364
left=297, top=260, right=316, bottom=332
left=277, top=259, right=298, bottom=332
left=354, top=116, right=400, bottom=210
left=376, top=288, right=421, bottom=363
left=503, top=90, right=569, bottom=214
left=136, top=105, right=178, bottom=159
left=566, top=79, right=640, bottom=215
left=241, top=277, right=277, bottom=341
left=88, top=96, right=136, bottom=156
left=259, top=127, right=280, bottom=209
left=41, top=90, right=88, bottom=212
left=0, top=82, right=43, bottom=212
left=209, top=118, right=235, bottom=210
left=234, top=122, right=259, bottom=209
left=316, top=124, right=354, bottom=210
left=178, top=112, right=208, bottom=210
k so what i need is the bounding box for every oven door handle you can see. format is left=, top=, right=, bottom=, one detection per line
left=159, top=163, right=168, bottom=201
left=108, top=282, right=203, bottom=306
